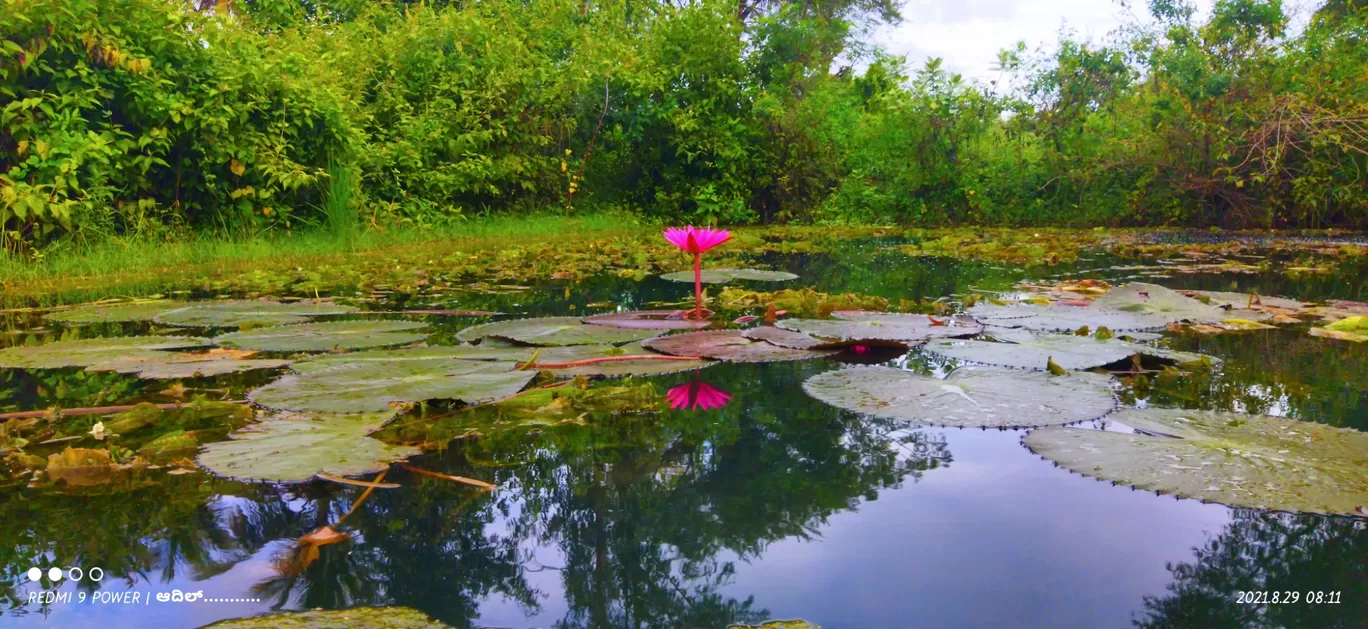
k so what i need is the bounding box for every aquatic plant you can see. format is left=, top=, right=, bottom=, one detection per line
left=663, top=225, right=731, bottom=320
left=666, top=380, right=732, bottom=411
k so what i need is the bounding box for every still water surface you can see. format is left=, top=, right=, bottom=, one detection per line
left=2, top=238, right=1365, bottom=628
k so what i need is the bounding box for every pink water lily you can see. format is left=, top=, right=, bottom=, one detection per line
left=666, top=380, right=732, bottom=411
left=663, top=226, right=731, bottom=320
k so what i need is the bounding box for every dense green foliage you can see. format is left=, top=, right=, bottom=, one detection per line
left=3, top=0, right=1366, bottom=250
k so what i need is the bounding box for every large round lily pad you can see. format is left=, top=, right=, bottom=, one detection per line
left=776, top=313, right=982, bottom=345
left=0, top=336, right=211, bottom=370
left=197, top=411, right=419, bottom=483
left=1091, top=283, right=1226, bottom=323
left=44, top=300, right=194, bottom=324
left=154, top=300, right=358, bottom=328
left=583, top=310, right=712, bottom=330
left=802, top=366, right=1116, bottom=428
left=925, top=332, right=1214, bottom=371
left=660, top=268, right=798, bottom=283
left=1024, top=408, right=1368, bottom=515
left=741, top=326, right=839, bottom=349
left=200, top=606, right=451, bottom=628
left=292, top=343, right=708, bottom=379
left=643, top=330, right=836, bottom=362
left=215, top=321, right=429, bottom=353
left=457, top=316, right=660, bottom=346
left=541, top=342, right=711, bottom=378
left=250, top=360, right=537, bottom=414
left=966, top=302, right=1170, bottom=332
left=86, top=349, right=291, bottom=379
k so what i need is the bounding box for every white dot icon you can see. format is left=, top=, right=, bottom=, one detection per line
left=27, top=568, right=41, bottom=582
left=47, top=567, right=63, bottom=581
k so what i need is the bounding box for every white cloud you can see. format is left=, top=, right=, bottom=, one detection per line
left=872, top=0, right=1215, bottom=83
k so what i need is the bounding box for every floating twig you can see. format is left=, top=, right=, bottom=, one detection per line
left=400, top=463, right=497, bottom=490
left=315, top=473, right=400, bottom=489
left=337, top=470, right=389, bottom=525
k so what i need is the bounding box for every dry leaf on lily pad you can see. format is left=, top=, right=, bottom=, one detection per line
left=153, top=299, right=358, bottom=328
left=1023, top=408, right=1368, bottom=515
left=86, top=348, right=291, bottom=379
left=583, top=310, right=712, bottom=330
left=802, top=366, right=1116, bottom=428
left=250, top=359, right=537, bottom=414
left=215, top=320, right=429, bottom=353
left=925, top=331, right=1216, bottom=371
left=199, top=607, right=452, bottom=629
left=197, top=411, right=418, bottom=483
left=643, top=330, right=836, bottom=362
left=776, top=313, right=982, bottom=345
left=660, top=268, right=798, bottom=283
left=0, top=336, right=211, bottom=370
left=44, top=300, right=194, bottom=324
left=457, top=316, right=661, bottom=346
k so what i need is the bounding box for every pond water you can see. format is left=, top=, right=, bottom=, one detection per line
left=2, top=237, right=1366, bottom=629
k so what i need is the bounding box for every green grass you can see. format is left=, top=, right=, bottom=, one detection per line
left=0, top=211, right=651, bottom=303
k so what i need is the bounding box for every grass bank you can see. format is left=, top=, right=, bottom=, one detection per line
left=0, top=213, right=653, bottom=304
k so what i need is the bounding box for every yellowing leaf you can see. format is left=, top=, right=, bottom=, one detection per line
left=230, top=159, right=246, bottom=176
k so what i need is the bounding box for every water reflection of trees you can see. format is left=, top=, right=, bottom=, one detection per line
left=1, top=362, right=950, bottom=628
left=1135, top=510, right=1368, bottom=629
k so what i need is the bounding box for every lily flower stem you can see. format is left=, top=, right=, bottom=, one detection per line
left=694, top=252, right=703, bottom=320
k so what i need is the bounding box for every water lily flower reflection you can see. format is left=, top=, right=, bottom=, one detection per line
left=667, top=380, right=732, bottom=411
left=663, top=226, right=731, bottom=320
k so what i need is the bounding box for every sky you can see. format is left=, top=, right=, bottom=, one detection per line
left=871, top=0, right=1215, bottom=83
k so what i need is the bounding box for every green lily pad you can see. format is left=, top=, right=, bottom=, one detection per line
left=1326, top=316, right=1368, bottom=333
left=1183, top=290, right=1305, bottom=312
left=802, top=366, right=1116, bottom=428
left=250, top=359, right=537, bottom=414
left=87, top=351, right=292, bottom=379
left=215, top=321, right=429, bottom=353
left=153, top=300, right=358, bottom=328
left=925, top=331, right=1215, bottom=371
left=292, top=343, right=708, bottom=379
left=1023, top=408, right=1368, bottom=515
left=741, top=326, right=840, bottom=349
left=643, top=330, right=836, bottom=362
left=197, top=412, right=419, bottom=483
left=1091, top=283, right=1226, bottom=323
left=199, top=607, right=451, bottom=628
left=776, top=313, right=982, bottom=345
left=456, top=316, right=660, bottom=346
left=660, top=268, right=798, bottom=283
left=967, top=302, right=1170, bottom=332
left=44, top=300, right=194, bottom=324
left=583, top=310, right=712, bottom=330
left=541, top=342, right=711, bottom=378
left=0, top=336, right=211, bottom=370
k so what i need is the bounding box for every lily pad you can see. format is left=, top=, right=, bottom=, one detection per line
left=967, top=302, right=1170, bottom=332
left=925, top=332, right=1215, bottom=371
left=643, top=330, right=836, bottom=362
left=541, top=342, right=711, bottom=378
left=200, top=606, right=452, bottom=628
left=802, top=366, right=1116, bottom=428
left=86, top=349, right=291, bottom=379
left=457, top=316, right=660, bottom=346
left=197, top=412, right=419, bottom=483
left=44, top=300, right=194, bottom=324
left=0, top=335, right=211, bottom=370
left=1309, top=327, right=1368, bottom=343
left=153, top=300, right=358, bottom=328
left=1091, top=282, right=1226, bottom=323
left=776, top=313, right=982, bottom=345
left=741, top=326, right=840, bottom=349
left=583, top=310, right=712, bottom=330
left=1182, top=290, right=1305, bottom=312
left=1023, top=408, right=1368, bottom=515
left=215, top=321, right=429, bottom=353
left=250, top=360, right=537, bottom=414
left=660, top=268, right=798, bottom=283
